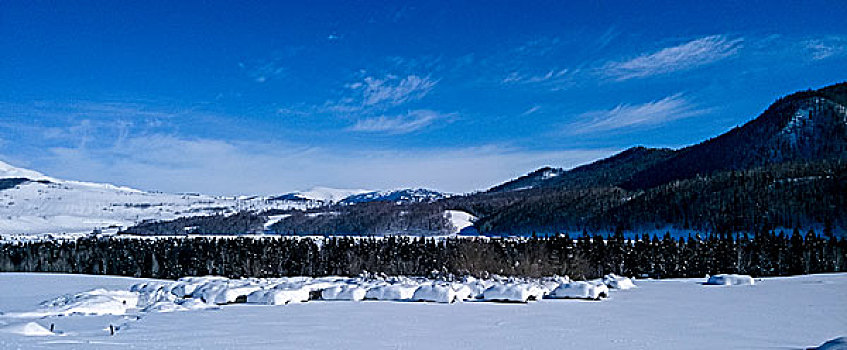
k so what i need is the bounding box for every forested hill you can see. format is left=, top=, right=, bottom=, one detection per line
left=492, top=82, right=847, bottom=193
left=623, top=82, right=847, bottom=190
left=488, top=147, right=676, bottom=193
left=445, top=82, right=847, bottom=235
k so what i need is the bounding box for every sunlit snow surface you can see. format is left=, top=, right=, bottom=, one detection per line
left=0, top=273, right=845, bottom=349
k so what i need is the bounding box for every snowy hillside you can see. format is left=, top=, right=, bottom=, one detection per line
left=286, top=187, right=372, bottom=203
left=0, top=272, right=844, bottom=349
left=0, top=161, right=322, bottom=235
left=0, top=161, right=456, bottom=237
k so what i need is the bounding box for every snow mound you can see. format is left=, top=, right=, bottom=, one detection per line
left=602, top=274, right=636, bottom=290
left=0, top=322, right=54, bottom=336
left=412, top=284, right=471, bottom=303
left=705, top=274, right=755, bottom=286
left=815, top=337, right=847, bottom=350
left=168, top=276, right=229, bottom=298
left=461, top=277, right=494, bottom=299
left=12, top=289, right=139, bottom=317
left=10, top=273, right=639, bottom=322
left=364, top=284, right=419, bottom=301
left=482, top=283, right=544, bottom=303
left=551, top=281, right=609, bottom=300
left=194, top=279, right=267, bottom=304
left=321, top=285, right=368, bottom=301
left=247, top=286, right=311, bottom=305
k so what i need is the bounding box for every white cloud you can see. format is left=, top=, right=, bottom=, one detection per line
left=521, top=106, right=541, bottom=116
left=569, top=94, right=708, bottom=134
left=311, top=73, right=440, bottom=116
left=502, top=68, right=570, bottom=85
left=26, top=135, right=614, bottom=195
left=347, top=109, right=452, bottom=134
left=600, top=35, right=743, bottom=81
left=803, top=36, right=847, bottom=60
left=356, top=74, right=437, bottom=106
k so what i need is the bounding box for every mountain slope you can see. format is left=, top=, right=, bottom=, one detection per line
left=489, top=146, right=676, bottom=193
left=492, top=83, right=847, bottom=194
left=470, top=159, right=846, bottom=235
left=444, top=82, right=847, bottom=235
left=623, top=83, right=847, bottom=189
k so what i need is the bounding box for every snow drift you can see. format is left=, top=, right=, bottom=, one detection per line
left=550, top=281, right=609, bottom=300
left=705, top=274, right=755, bottom=286
left=482, top=283, right=545, bottom=302
left=0, top=322, right=54, bottom=337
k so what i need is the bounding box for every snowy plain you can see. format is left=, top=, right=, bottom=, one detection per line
left=0, top=273, right=845, bottom=349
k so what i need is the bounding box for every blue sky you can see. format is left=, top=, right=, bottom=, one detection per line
left=1, top=1, right=845, bottom=195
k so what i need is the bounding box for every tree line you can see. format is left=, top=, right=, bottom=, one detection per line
left=2, top=229, right=844, bottom=280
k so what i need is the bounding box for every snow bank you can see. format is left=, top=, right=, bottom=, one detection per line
left=411, top=284, right=471, bottom=303
left=0, top=322, right=54, bottom=336
left=705, top=274, right=755, bottom=286
left=247, top=286, right=311, bottom=305
left=364, top=284, right=419, bottom=301
left=459, top=276, right=493, bottom=299
left=551, top=281, right=609, bottom=300
left=7, top=273, right=633, bottom=321
left=12, top=289, right=139, bottom=317
left=482, top=283, right=544, bottom=302
left=602, top=274, right=636, bottom=290
left=192, top=279, right=267, bottom=304
left=168, top=276, right=229, bottom=298
left=321, top=285, right=368, bottom=301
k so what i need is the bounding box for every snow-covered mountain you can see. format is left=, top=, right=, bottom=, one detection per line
left=0, top=161, right=324, bottom=235
left=286, top=187, right=372, bottom=203
left=339, top=188, right=448, bottom=204
left=0, top=161, right=453, bottom=236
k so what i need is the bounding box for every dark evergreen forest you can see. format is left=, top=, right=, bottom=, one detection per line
left=2, top=230, right=844, bottom=280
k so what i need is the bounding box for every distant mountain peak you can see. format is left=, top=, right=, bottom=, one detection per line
left=339, top=188, right=448, bottom=204
left=289, top=187, right=371, bottom=203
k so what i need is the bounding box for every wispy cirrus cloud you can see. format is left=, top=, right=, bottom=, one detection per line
left=347, top=109, right=453, bottom=134
left=802, top=36, right=847, bottom=60
left=521, top=105, right=541, bottom=116
left=502, top=68, right=571, bottom=84
left=314, top=73, right=439, bottom=116
left=568, top=94, right=708, bottom=134
left=600, top=35, right=743, bottom=81
left=349, top=74, right=437, bottom=107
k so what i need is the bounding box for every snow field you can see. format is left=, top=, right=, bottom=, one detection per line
left=1, top=273, right=845, bottom=349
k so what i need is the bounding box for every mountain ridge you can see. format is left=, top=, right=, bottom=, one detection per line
left=490, top=82, right=847, bottom=194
